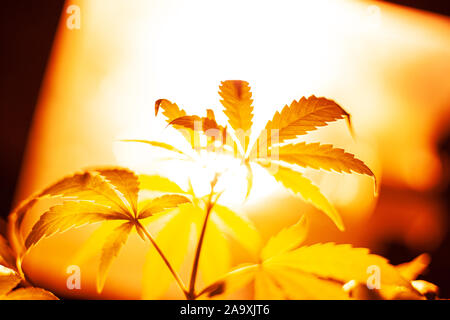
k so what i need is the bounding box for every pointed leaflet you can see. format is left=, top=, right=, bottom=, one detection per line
left=258, top=266, right=349, bottom=300
left=199, top=264, right=258, bottom=299
left=25, top=201, right=125, bottom=249
left=258, top=162, right=344, bottom=231
left=169, top=115, right=203, bottom=130
left=276, top=142, right=375, bottom=177
left=219, top=81, right=254, bottom=151
left=138, top=194, right=191, bottom=219
left=138, top=174, right=186, bottom=194
left=254, top=269, right=286, bottom=300
left=169, top=109, right=223, bottom=133
left=142, top=204, right=194, bottom=299
left=261, top=215, right=308, bottom=261
left=212, top=204, right=261, bottom=256
left=253, top=96, right=350, bottom=154
left=71, top=221, right=123, bottom=265
left=155, top=99, right=196, bottom=148
left=155, top=99, right=187, bottom=121
left=97, top=222, right=133, bottom=293
left=2, top=287, right=58, bottom=300
left=264, top=265, right=349, bottom=299
left=39, top=171, right=129, bottom=214
left=9, top=168, right=137, bottom=256
left=269, top=243, right=411, bottom=288
left=0, top=265, right=21, bottom=296
left=396, top=254, right=430, bottom=281
left=10, top=169, right=131, bottom=255
left=121, top=140, right=188, bottom=157
left=169, top=115, right=228, bottom=146
left=169, top=110, right=239, bottom=153
left=205, top=243, right=412, bottom=299
left=96, top=168, right=140, bottom=214
left=411, top=280, right=438, bottom=299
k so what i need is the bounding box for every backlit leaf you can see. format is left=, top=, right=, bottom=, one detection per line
left=155, top=99, right=196, bottom=148
left=170, top=115, right=223, bottom=135
left=219, top=80, right=254, bottom=151
left=264, top=265, right=349, bottom=299
left=261, top=215, right=308, bottom=260
left=155, top=99, right=186, bottom=121
left=169, top=115, right=203, bottom=130
left=411, top=280, right=439, bottom=299
left=97, top=222, right=133, bottom=293
left=25, top=201, right=124, bottom=249
left=121, top=140, right=188, bottom=157
left=199, top=264, right=257, bottom=299
left=39, top=171, right=129, bottom=214
left=138, top=194, right=191, bottom=219
left=276, top=142, right=374, bottom=177
left=139, top=175, right=186, bottom=194
left=253, top=96, right=350, bottom=153
left=96, top=168, right=140, bottom=214
left=0, top=265, right=21, bottom=296
left=71, top=221, right=123, bottom=265
left=258, top=162, right=344, bottom=231
left=169, top=109, right=235, bottom=152
left=270, top=243, right=411, bottom=288
left=396, top=254, right=431, bottom=281
left=212, top=205, right=261, bottom=257
left=254, top=268, right=285, bottom=300
left=206, top=242, right=413, bottom=300
left=2, top=287, right=58, bottom=300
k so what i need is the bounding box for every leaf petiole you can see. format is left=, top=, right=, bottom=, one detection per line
left=135, top=221, right=189, bottom=299
left=187, top=174, right=221, bottom=299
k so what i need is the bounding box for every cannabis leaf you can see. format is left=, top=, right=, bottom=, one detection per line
left=219, top=80, right=254, bottom=151
left=342, top=253, right=437, bottom=300
left=0, top=265, right=57, bottom=300
left=200, top=215, right=418, bottom=300
left=10, top=168, right=190, bottom=293
left=0, top=233, right=57, bottom=300
left=97, top=221, right=134, bottom=291
left=150, top=80, right=376, bottom=230
left=395, top=254, right=439, bottom=299
left=252, top=96, right=351, bottom=153
left=276, top=142, right=374, bottom=176
left=260, top=213, right=308, bottom=260
left=256, top=162, right=344, bottom=231
left=4, top=80, right=439, bottom=301
left=155, top=99, right=196, bottom=148
left=121, top=140, right=189, bottom=158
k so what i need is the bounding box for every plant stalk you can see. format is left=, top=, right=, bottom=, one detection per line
left=137, top=222, right=189, bottom=299
left=187, top=177, right=218, bottom=299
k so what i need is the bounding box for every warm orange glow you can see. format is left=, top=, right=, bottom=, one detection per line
left=13, top=0, right=450, bottom=299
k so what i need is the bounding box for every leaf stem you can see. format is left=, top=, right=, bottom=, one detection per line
left=136, top=221, right=189, bottom=299
left=16, top=257, right=34, bottom=287
left=187, top=175, right=219, bottom=300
